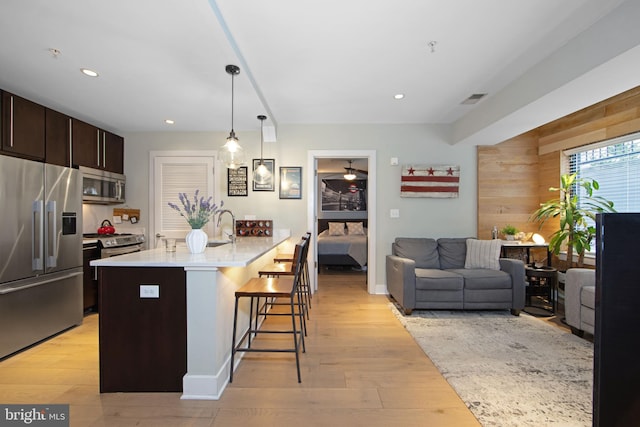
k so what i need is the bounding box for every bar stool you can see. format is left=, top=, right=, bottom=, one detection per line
left=259, top=237, right=311, bottom=322
left=230, top=240, right=307, bottom=383
left=274, top=232, right=311, bottom=262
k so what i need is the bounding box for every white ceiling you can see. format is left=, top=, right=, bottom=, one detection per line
left=1, top=0, right=638, bottom=145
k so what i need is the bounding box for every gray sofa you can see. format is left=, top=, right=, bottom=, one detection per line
left=386, top=237, right=525, bottom=315
left=564, top=268, right=595, bottom=336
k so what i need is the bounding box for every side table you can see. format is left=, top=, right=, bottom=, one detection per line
left=524, top=266, right=558, bottom=315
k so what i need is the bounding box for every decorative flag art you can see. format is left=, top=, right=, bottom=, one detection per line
left=400, top=164, right=460, bottom=198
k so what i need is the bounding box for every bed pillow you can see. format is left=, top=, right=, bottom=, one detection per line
left=464, top=238, right=502, bottom=270
left=328, top=222, right=346, bottom=236
left=346, top=222, right=365, bottom=235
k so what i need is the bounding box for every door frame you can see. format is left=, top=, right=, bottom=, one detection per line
left=307, top=150, right=377, bottom=294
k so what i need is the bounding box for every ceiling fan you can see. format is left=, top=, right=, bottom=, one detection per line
left=343, top=160, right=367, bottom=180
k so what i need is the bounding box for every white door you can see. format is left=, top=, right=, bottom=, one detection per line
left=150, top=151, right=220, bottom=249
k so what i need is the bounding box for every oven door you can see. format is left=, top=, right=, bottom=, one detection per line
left=101, top=244, right=143, bottom=258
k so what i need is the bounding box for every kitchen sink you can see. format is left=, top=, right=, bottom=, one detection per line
left=207, top=241, right=231, bottom=248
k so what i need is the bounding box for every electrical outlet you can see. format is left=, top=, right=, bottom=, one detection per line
left=390, top=209, right=400, bottom=218
left=140, top=284, right=160, bottom=298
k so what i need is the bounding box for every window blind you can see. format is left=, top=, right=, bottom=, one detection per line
left=567, top=132, right=640, bottom=213
left=161, top=162, right=215, bottom=235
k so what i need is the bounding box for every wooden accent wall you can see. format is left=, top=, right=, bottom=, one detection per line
left=477, top=132, right=539, bottom=239
left=478, top=85, right=640, bottom=241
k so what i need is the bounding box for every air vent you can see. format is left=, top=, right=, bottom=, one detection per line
left=461, top=93, right=487, bottom=105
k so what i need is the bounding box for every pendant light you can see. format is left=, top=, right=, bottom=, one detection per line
left=344, top=160, right=356, bottom=180
left=253, top=114, right=272, bottom=184
left=220, top=64, right=245, bottom=169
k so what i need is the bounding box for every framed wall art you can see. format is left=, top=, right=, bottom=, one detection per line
left=252, top=159, right=275, bottom=191
left=227, top=166, right=248, bottom=196
left=400, top=164, right=460, bottom=198
left=279, top=166, right=302, bottom=199
left=321, top=178, right=367, bottom=211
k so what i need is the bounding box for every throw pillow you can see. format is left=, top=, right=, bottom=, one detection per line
left=464, top=239, right=502, bottom=270
left=328, top=222, right=346, bottom=236
left=346, top=222, right=365, bottom=235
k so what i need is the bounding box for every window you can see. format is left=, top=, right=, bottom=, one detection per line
left=566, top=133, right=640, bottom=213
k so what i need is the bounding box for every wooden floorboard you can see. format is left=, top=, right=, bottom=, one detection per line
left=0, top=272, right=480, bottom=426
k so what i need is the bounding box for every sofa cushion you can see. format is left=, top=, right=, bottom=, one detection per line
left=581, top=285, right=595, bottom=310
left=447, top=268, right=512, bottom=289
left=415, top=268, right=464, bottom=290
left=437, top=238, right=469, bottom=269
left=464, top=238, right=502, bottom=270
left=394, top=238, right=440, bottom=269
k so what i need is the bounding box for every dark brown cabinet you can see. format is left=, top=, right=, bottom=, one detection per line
left=72, top=119, right=100, bottom=169
left=1, top=91, right=45, bottom=160
left=103, top=130, right=124, bottom=174
left=82, top=246, right=100, bottom=312
left=0, top=88, right=124, bottom=172
left=45, top=108, right=71, bottom=167
left=72, top=119, right=124, bottom=173
left=99, top=267, right=187, bottom=392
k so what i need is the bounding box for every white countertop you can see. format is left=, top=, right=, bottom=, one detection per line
left=90, top=230, right=290, bottom=268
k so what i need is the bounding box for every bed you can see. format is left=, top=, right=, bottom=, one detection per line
left=317, top=219, right=368, bottom=269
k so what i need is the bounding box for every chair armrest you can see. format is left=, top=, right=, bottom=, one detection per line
left=386, top=255, right=416, bottom=314
left=499, top=258, right=526, bottom=310
left=565, top=268, right=595, bottom=329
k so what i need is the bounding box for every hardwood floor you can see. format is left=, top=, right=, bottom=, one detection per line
left=0, top=272, right=479, bottom=426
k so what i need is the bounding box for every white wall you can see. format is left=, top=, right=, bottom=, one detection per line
left=123, top=123, right=477, bottom=287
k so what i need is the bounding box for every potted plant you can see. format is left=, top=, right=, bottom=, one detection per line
left=501, top=225, right=518, bottom=240
left=529, top=173, right=616, bottom=268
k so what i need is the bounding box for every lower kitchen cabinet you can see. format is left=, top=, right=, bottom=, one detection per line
left=98, top=267, right=186, bottom=392
left=82, top=246, right=100, bottom=312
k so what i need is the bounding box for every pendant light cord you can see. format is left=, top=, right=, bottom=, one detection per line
left=259, top=117, right=264, bottom=164
left=230, top=72, right=235, bottom=133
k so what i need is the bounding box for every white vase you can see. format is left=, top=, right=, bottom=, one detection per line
left=186, top=228, right=208, bottom=254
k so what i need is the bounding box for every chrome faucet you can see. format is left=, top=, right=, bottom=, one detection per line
left=217, top=209, right=236, bottom=243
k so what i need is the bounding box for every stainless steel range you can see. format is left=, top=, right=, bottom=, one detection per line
left=83, top=233, right=146, bottom=258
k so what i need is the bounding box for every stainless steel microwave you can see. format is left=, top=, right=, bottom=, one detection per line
left=80, top=166, right=125, bottom=204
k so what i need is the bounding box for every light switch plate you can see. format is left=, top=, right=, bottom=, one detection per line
left=390, top=157, right=399, bottom=166
left=140, top=284, right=160, bottom=298
left=390, top=209, right=400, bottom=218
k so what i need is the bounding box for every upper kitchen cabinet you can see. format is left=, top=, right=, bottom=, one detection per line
left=45, top=108, right=71, bottom=167
left=1, top=91, right=45, bottom=160
left=72, top=119, right=100, bottom=169
left=72, top=119, right=124, bottom=173
left=103, top=131, right=124, bottom=174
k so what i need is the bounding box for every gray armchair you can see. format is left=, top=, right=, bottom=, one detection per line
left=564, top=268, right=595, bottom=336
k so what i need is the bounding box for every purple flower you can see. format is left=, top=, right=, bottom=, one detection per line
left=168, top=191, right=224, bottom=228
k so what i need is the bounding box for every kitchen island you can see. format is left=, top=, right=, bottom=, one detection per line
left=91, top=230, right=290, bottom=400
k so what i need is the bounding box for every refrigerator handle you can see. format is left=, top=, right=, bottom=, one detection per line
left=46, top=200, right=57, bottom=268
left=32, top=200, right=43, bottom=271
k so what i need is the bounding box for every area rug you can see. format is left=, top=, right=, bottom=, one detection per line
left=389, top=304, right=594, bottom=426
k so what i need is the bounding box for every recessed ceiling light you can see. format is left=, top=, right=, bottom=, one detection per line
left=164, top=119, right=175, bottom=125
left=80, top=68, right=99, bottom=77
left=394, top=94, right=405, bottom=100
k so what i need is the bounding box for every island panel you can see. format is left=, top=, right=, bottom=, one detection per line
left=99, top=266, right=186, bottom=392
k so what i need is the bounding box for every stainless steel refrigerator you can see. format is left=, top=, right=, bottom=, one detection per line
left=0, top=154, right=83, bottom=359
